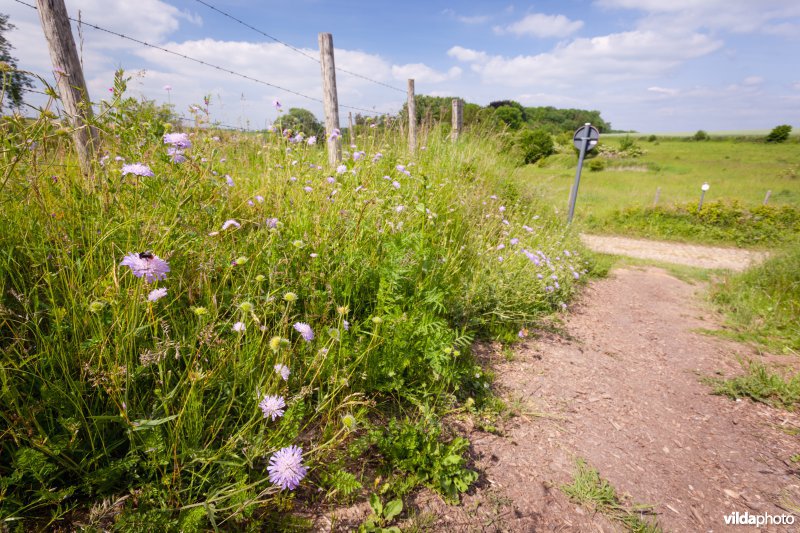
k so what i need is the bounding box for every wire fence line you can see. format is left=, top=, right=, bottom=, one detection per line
left=191, top=0, right=406, bottom=94
left=13, top=0, right=391, bottom=120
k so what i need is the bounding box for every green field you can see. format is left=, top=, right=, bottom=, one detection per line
left=516, top=137, right=800, bottom=227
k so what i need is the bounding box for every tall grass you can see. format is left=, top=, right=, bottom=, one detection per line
left=711, top=245, right=800, bottom=352
left=0, top=81, right=588, bottom=528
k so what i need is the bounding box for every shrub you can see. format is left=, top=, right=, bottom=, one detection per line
left=766, top=124, right=792, bottom=143
left=587, top=158, right=606, bottom=172
left=515, top=128, right=555, bottom=165
left=693, top=130, right=709, bottom=141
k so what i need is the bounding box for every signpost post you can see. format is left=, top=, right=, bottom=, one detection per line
left=698, top=182, right=710, bottom=211
left=567, top=123, right=599, bottom=224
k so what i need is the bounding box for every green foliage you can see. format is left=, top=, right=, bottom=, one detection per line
left=647, top=135, right=657, bottom=142
left=588, top=158, right=607, bottom=172
left=711, top=245, right=800, bottom=351
left=524, top=106, right=611, bottom=133
left=600, top=201, right=800, bottom=247
left=275, top=107, right=324, bottom=138
left=494, top=106, right=524, bottom=130
left=0, top=76, right=588, bottom=526
left=705, top=361, right=800, bottom=410
left=693, top=129, right=710, bottom=141
left=368, top=419, right=478, bottom=503
left=562, top=459, right=661, bottom=532
left=0, top=13, right=34, bottom=111
left=766, top=124, right=792, bottom=143
left=513, top=128, right=555, bottom=165
left=360, top=493, right=403, bottom=532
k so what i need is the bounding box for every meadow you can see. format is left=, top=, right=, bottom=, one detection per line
left=0, top=83, right=590, bottom=529
left=517, top=135, right=800, bottom=246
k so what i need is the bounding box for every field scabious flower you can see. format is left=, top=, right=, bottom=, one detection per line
left=293, top=322, right=314, bottom=342
left=233, top=321, right=246, bottom=333
left=307, top=136, right=317, bottom=145
left=147, top=287, right=167, bottom=302
left=163, top=132, right=191, bottom=149
left=268, top=445, right=307, bottom=490
left=120, top=252, right=170, bottom=282
left=121, top=163, right=154, bottom=177
left=225, top=175, right=235, bottom=187
left=274, top=363, right=290, bottom=380
left=259, top=394, right=285, bottom=421
left=222, top=219, right=240, bottom=230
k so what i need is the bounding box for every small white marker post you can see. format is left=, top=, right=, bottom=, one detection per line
left=698, top=182, right=710, bottom=211
left=763, top=190, right=772, bottom=205
left=567, top=123, right=600, bottom=224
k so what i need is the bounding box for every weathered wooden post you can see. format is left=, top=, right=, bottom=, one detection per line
left=763, top=190, right=772, bottom=205
left=348, top=111, right=354, bottom=146
left=37, top=0, right=97, bottom=175
left=318, top=32, right=341, bottom=165
left=407, top=79, right=416, bottom=154
left=451, top=99, right=463, bottom=141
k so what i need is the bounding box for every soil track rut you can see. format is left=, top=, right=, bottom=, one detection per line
left=410, top=267, right=799, bottom=532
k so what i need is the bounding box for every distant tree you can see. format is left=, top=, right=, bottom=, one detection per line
left=693, top=130, right=709, bottom=141
left=494, top=105, right=524, bottom=130
left=0, top=13, right=34, bottom=111
left=521, top=106, right=610, bottom=133
left=766, top=124, right=792, bottom=143
left=276, top=107, right=324, bottom=137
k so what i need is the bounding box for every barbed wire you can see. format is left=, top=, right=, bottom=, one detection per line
left=191, top=0, right=407, bottom=94
left=13, top=0, right=385, bottom=116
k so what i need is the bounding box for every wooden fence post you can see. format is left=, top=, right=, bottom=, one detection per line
left=37, top=0, right=97, bottom=175
left=318, top=32, right=341, bottom=166
left=451, top=99, right=463, bottom=141
left=407, top=79, right=416, bottom=154
left=348, top=111, right=355, bottom=147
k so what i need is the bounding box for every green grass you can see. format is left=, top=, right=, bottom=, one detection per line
left=516, top=136, right=800, bottom=245
left=710, top=245, right=800, bottom=352
left=0, top=82, right=592, bottom=528
left=561, top=459, right=661, bottom=532
left=705, top=361, right=800, bottom=410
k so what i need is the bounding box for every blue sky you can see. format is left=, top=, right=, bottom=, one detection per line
left=6, top=0, right=800, bottom=132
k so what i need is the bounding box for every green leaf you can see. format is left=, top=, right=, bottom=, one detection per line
left=382, top=499, right=402, bottom=522
left=369, top=493, right=382, bottom=517
left=130, top=414, right=179, bottom=431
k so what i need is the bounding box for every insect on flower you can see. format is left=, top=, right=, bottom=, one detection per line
left=120, top=252, right=170, bottom=283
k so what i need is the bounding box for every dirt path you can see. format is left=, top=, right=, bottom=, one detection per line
left=580, top=234, right=769, bottom=270
left=410, top=267, right=800, bottom=532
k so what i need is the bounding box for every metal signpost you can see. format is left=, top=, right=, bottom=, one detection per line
left=567, top=123, right=600, bottom=223
left=698, top=182, right=710, bottom=211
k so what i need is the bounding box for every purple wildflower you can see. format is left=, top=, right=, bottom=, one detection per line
left=343, top=320, right=350, bottom=331
left=328, top=128, right=341, bottom=141
left=372, top=152, right=383, bottom=162
left=163, top=132, right=191, bottom=149
left=392, top=181, right=400, bottom=189
left=120, top=252, right=170, bottom=283
left=221, top=219, right=240, bottom=230
left=265, top=217, right=279, bottom=229
left=499, top=206, right=506, bottom=212
left=326, top=176, right=336, bottom=184
left=232, top=321, right=246, bottom=333
left=336, top=164, right=347, bottom=174
left=273, top=99, right=281, bottom=110
left=510, top=238, right=519, bottom=245
left=225, top=175, right=234, bottom=187
left=163, top=84, right=172, bottom=91
left=147, top=287, right=168, bottom=302
left=307, top=136, right=317, bottom=145
left=274, top=363, right=290, bottom=381
left=268, top=445, right=307, bottom=490
left=255, top=195, right=264, bottom=203
left=353, top=151, right=365, bottom=161
left=293, top=322, right=314, bottom=342
left=497, top=243, right=505, bottom=250
left=303, top=186, right=313, bottom=193
left=121, top=163, right=154, bottom=177
left=168, top=148, right=187, bottom=163
left=259, top=394, right=286, bottom=421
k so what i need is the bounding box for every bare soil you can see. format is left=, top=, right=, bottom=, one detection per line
left=405, top=267, right=800, bottom=532
left=580, top=234, right=768, bottom=271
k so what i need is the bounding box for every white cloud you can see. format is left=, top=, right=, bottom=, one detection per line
left=391, top=64, right=462, bottom=84
left=441, top=9, right=491, bottom=24
left=596, top=0, right=800, bottom=35
left=451, top=30, right=722, bottom=87
left=742, top=76, right=763, bottom=85
left=447, top=46, right=489, bottom=63
left=495, top=13, right=584, bottom=38
left=647, top=86, right=679, bottom=96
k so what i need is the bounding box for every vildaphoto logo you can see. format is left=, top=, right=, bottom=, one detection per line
left=723, top=511, right=795, bottom=527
